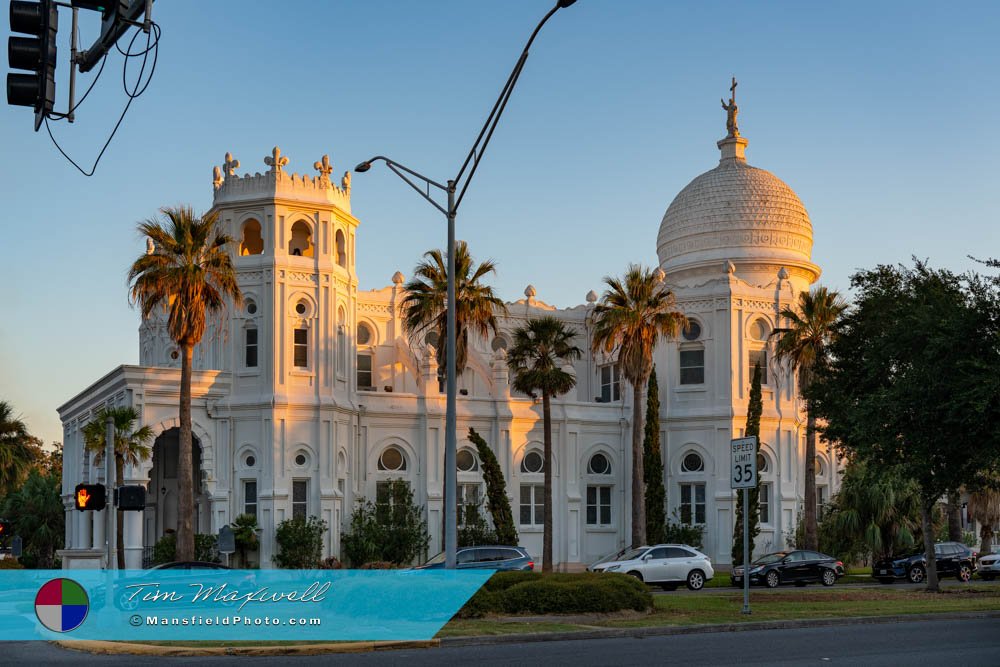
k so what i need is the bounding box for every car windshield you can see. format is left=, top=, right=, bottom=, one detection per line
left=424, top=552, right=446, bottom=565
left=753, top=552, right=787, bottom=565
left=617, top=547, right=649, bottom=561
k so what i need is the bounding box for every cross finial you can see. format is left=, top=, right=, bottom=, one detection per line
left=264, top=146, right=289, bottom=173
left=223, top=151, right=241, bottom=177
left=730, top=76, right=737, bottom=101
left=313, top=154, right=333, bottom=180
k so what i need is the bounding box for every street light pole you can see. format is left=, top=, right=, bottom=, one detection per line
left=355, top=0, right=577, bottom=569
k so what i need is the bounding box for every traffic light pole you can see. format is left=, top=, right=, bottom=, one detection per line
left=105, top=414, right=116, bottom=570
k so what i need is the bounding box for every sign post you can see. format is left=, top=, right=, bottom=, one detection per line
left=731, top=436, right=758, bottom=615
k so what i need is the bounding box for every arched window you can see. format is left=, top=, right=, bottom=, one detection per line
left=335, top=229, right=347, bottom=268
left=751, top=318, right=770, bottom=341
left=521, top=450, right=544, bottom=473
left=377, top=446, right=407, bottom=472
left=519, top=449, right=544, bottom=527
left=681, top=451, right=704, bottom=473
left=240, top=219, right=263, bottom=255
left=457, top=449, right=479, bottom=472
left=587, top=452, right=611, bottom=475
left=289, top=220, right=314, bottom=257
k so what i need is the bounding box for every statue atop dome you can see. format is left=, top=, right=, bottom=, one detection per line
left=720, top=76, right=739, bottom=138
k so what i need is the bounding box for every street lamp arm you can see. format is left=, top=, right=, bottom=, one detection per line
left=355, top=155, right=450, bottom=216
left=452, top=1, right=570, bottom=209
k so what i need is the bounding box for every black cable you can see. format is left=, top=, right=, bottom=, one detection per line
left=46, top=52, right=108, bottom=120
left=45, top=21, right=161, bottom=177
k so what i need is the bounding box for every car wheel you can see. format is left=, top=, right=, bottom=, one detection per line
left=765, top=570, right=780, bottom=588
left=627, top=571, right=644, bottom=583
left=878, top=578, right=894, bottom=584
left=686, top=570, right=705, bottom=591
left=821, top=569, right=837, bottom=587
left=660, top=583, right=678, bottom=592
left=957, top=564, right=972, bottom=582
left=908, top=565, right=925, bottom=584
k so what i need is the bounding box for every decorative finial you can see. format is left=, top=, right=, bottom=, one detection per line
left=146, top=238, right=155, bottom=255
left=212, top=165, right=223, bottom=189
left=391, top=270, right=404, bottom=285
left=777, top=267, right=789, bottom=280
left=524, top=285, right=537, bottom=299
left=725, top=260, right=736, bottom=275
left=586, top=289, right=598, bottom=304
left=341, top=171, right=351, bottom=194
left=654, top=267, right=666, bottom=283
left=313, top=154, right=333, bottom=181
left=264, top=146, right=289, bottom=173
left=223, top=152, right=241, bottom=177
left=720, top=76, right=739, bottom=138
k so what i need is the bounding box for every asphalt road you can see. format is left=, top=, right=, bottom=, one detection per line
left=653, top=577, right=996, bottom=595
left=5, top=617, right=999, bottom=666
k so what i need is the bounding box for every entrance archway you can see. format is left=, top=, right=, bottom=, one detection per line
left=144, top=428, right=209, bottom=551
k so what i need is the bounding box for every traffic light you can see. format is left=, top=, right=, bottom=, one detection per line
left=115, top=485, right=146, bottom=511
left=0, top=519, right=12, bottom=538
left=75, top=0, right=150, bottom=73
left=74, top=483, right=107, bottom=511
left=7, top=0, right=58, bottom=130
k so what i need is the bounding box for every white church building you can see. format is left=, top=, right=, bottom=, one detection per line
left=58, top=106, right=838, bottom=570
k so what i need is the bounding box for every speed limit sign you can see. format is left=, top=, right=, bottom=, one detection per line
left=730, top=436, right=758, bottom=489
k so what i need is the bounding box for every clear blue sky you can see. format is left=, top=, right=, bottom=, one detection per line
left=2, top=0, right=997, bottom=446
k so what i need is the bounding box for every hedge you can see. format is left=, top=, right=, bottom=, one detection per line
left=458, top=571, right=653, bottom=618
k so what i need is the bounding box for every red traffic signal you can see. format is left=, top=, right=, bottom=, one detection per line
left=0, top=519, right=12, bottom=537
left=74, top=483, right=106, bottom=511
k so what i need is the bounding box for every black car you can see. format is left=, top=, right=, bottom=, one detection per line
left=872, top=541, right=978, bottom=584
left=731, top=550, right=844, bottom=588
left=416, top=545, right=534, bottom=571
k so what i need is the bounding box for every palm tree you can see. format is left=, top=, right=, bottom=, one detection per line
left=967, top=483, right=1000, bottom=555
left=507, top=317, right=582, bottom=572
left=128, top=206, right=241, bottom=561
left=771, top=285, right=848, bottom=551
left=400, top=240, right=508, bottom=377
left=0, top=401, right=41, bottom=496
left=83, top=406, right=154, bottom=568
left=591, top=265, right=686, bottom=547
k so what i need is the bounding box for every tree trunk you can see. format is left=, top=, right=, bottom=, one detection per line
left=981, top=524, right=995, bottom=555
left=116, top=455, right=125, bottom=569
left=946, top=490, right=963, bottom=542
left=176, top=344, right=195, bottom=561
left=921, top=500, right=940, bottom=592
left=803, top=408, right=818, bottom=551
left=631, top=379, right=646, bottom=548
left=542, top=393, right=553, bottom=572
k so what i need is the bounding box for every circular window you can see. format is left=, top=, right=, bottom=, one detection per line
left=757, top=453, right=768, bottom=473
left=378, top=446, right=406, bottom=471
left=170, top=350, right=179, bottom=360
left=246, top=301, right=257, bottom=315
left=682, top=320, right=702, bottom=341
left=521, top=451, right=544, bottom=474
left=457, top=449, right=478, bottom=472
left=815, top=457, right=826, bottom=477
left=681, top=451, right=704, bottom=473
left=245, top=454, right=256, bottom=468
left=424, top=331, right=439, bottom=347
left=295, top=453, right=307, bottom=467
left=357, top=323, right=372, bottom=345
left=491, top=336, right=509, bottom=352
left=588, top=453, right=611, bottom=475
left=751, top=319, right=770, bottom=341
left=295, top=302, right=307, bottom=315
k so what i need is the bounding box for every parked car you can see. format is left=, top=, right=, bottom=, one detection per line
left=589, top=544, right=714, bottom=591
left=979, top=549, right=999, bottom=581
left=416, top=545, right=534, bottom=571
left=872, top=541, right=978, bottom=584
left=731, top=550, right=844, bottom=588
left=149, top=561, right=232, bottom=571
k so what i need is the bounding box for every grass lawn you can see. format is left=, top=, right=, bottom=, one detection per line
left=439, top=584, right=1000, bottom=637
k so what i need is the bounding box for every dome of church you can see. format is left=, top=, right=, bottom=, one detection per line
left=656, top=132, right=816, bottom=278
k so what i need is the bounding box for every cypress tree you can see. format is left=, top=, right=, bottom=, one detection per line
left=468, top=428, right=518, bottom=546
left=643, top=367, right=666, bottom=544
left=732, top=361, right=763, bottom=567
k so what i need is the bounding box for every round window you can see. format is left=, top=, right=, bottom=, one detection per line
left=681, top=452, right=704, bottom=473
left=457, top=449, right=478, bottom=472
left=588, top=453, right=611, bottom=474
left=295, top=453, right=307, bottom=467
left=170, top=350, right=179, bottom=360
left=757, top=453, right=768, bottom=473
left=378, top=447, right=406, bottom=471
left=682, top=320, right=702, bottom=341
left=521, top=451, right=544, bottom=474
left=751, top=319, right=770, bottom=341
left=245, top=454, right=256, bottom=468
left=491, top=336, right=509, bottom=352
left=424, top=331, right=439, bottom=347
left=246, top=301, right=257, bottom=315
left=295, top=302, right=307, bottom=315
left=357, top=324, right=372, bottom=345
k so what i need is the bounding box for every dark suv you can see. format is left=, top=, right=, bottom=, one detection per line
left=417, top=545, right=534, bottom=571
left=873, top=541, right=978, bottom=584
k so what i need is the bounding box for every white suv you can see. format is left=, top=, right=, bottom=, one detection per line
left=591, top=544, right=714, bottom=591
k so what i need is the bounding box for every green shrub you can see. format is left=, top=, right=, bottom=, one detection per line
left=151, top=533, right=220, bottom=564
left=274, top=516, right=327, bottom=569
left=231, top=513, right=260, bottom=568
left=459, top=571, right=653, bottom=618
left=458, top=503, right=499, bottom=547
left=468, top=428, right=518, bottom=545
left=341, top=480, right=430, bottom=566
left=0, top=558, right=24, bottom=569
left=664, top=516, right=705, bottom=549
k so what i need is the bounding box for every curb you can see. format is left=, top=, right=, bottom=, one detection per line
left=441, top=610, right=1000, bottom=647
left=53, top=639, right=440, bottom=657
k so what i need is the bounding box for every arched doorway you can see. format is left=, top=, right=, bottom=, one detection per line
left=144, top=428, right=209, bottom=553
